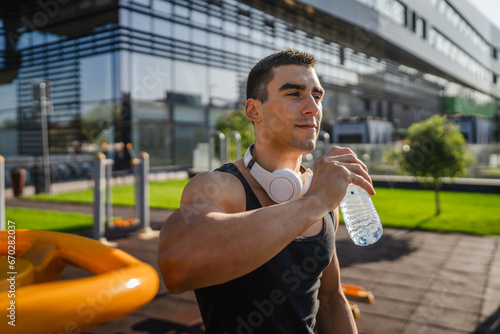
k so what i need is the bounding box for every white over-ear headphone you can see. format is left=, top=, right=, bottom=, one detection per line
left=243, top=144, right=313, bottom=203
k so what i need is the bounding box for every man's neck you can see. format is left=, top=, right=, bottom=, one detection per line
left=252, top=143, right=303, bottom=173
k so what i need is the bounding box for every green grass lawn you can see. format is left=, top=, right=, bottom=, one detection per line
left=17, top=180, right=500, bottom=236
left=366, top=188, right=500, bottom=236
left=5, top=207, right=94, bottom=233
left=28, top=179, right=189, bottom=209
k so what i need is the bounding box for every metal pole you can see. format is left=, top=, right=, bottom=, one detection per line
left=138, top=152, right=150, bottom=231
left=226, top=131, right=242, bottom=161
left=0, top=155, right=5, bottom=230
left=314, top=131, right=331, bottom=161
left=208, top=130, right=225, bottom=171
left=39, top=82, right=51, bottom=193
left=133, top=157, right=140, bottom=224
left=93, top=153, right=105, bottom=241
left=105, top=159, right=114, bottom=229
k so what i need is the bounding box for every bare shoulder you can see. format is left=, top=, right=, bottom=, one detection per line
left=181, top=167, right=247, bottom=214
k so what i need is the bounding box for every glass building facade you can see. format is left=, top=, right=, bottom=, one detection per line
left=0, top=0, right=499, bottom=168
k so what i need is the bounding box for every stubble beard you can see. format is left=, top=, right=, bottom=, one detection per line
left=268, top=132, right=317, bottom=155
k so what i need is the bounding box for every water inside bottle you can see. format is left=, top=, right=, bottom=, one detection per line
left=340, top=184, right=383, bottom=246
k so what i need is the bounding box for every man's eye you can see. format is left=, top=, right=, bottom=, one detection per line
left=314, top=95, right=323, bottom=101
left=287, top=92, right=299, bottom=97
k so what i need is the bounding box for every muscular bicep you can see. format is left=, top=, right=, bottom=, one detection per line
left=180, top=171, right=245, bottom=212
left=160, top=171, right=245, bottom=240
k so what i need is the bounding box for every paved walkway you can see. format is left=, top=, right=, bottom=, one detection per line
left=6, top=198, right=500, bottom=334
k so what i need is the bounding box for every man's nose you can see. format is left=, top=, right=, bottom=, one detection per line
left=303, top=95, right=321, bottom=115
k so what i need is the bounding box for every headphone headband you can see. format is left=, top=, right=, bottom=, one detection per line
left=243, top=144, right=312, bottom=203
left=244, top=144, right=306, bottom=173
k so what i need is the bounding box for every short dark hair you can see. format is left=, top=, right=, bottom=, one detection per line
left=246, top=49, right=317, bottom=103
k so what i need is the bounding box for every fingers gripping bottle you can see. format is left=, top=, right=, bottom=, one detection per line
left=339, top=184, right=383, bottom=246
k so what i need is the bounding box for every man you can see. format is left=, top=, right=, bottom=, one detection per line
left=158, top=49, right=375, bottom=333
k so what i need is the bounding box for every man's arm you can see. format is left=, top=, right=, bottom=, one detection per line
left=158, top=170, right=329, bottom=294
left=157, top=147, right=374, bottom=294
left=316, top=208, right=358, bottom=334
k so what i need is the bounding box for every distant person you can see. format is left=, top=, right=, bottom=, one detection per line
left=158, top=49, right=374, bottom=333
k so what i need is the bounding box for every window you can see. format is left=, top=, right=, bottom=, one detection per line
left=416, top=17, right=426, bottom=39
left=0, top=35, right=5, bottom=52
left=193, top=28, right=207, bottom=46
left=154, top=17, right=171, bottom=37
left=209, top=15, right=222, bottom=29
left=152, top=0, right=171, bottom=14
left=131, top=12, right=151, bottom=32
left=364, top=98, right=371, bottom=112
left=80, top=53, right=114, bottom=102
left=173, top=23, right=190, bottom=42
left=430, top=0, right=491, bottom=58
left=133, top=0, right=150, bottom=6
left=173, top=4, right=189, bottom=19
left=208, top=32, right=222, bottom=49
left=192, top=11, right=207, bottom=25
left=130, top=53, right=171, bottom=101
left=376, top=0, right=407, bottom=26
left=0, top=81, right=17, bottom=110
left=429, top=29, right=491, bottom=83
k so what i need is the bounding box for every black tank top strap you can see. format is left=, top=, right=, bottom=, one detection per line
left=215, top=163, right=262, bottom=211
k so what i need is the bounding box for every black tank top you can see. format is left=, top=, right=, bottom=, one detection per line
left=194, top=163, right=335, bottom=334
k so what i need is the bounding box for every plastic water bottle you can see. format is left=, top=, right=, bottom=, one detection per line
left=339, top=184, right=383, bottom=246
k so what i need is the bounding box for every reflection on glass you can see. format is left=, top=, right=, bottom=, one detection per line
left=172, top=60, right=207, bottom=103
left=208, top=33, right=222, bottom=49
left=209, top=15, right=222, bottom=29
left=152, top=0, right=171, bottom=14
left=223, top=20, right=237, bottom=36
left=192, top=10, right=207, bottom=25
left=375, top=0, right=406, bottom=26
left=0, top=109, right=16, bottom=128
left=80, top=53, right=114, bottom=102
left=193, top=28, right=207, bottom=46
left=131, top=53, right=171, bottom=100
left=133, top=0, right=150, bottom=6
left=224, top=37, right=237, bottom=54
left=174, top=4, right=190, bottom=18
left=154, top=18, right=170, bottom=36
left=0, top=81, right=16, bottom=110
left=133, top=101, right=168, bottom=121
left=131, top=11, right=151, bottom=32
left=208, top=67, right=238, bottom=103
left=80, top=101, right=115, bottom=144
left=0, top=36, right=5, bottom=52
left=173, top=23, right=190, bottom=41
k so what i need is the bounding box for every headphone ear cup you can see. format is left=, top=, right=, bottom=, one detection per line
left=269, top=168, right=303, bottom=203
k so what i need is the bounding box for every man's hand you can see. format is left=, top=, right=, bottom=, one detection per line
left=304, top=146, right=375, bottom=212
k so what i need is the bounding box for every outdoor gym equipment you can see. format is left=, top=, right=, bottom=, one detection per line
left=208, top=130, right=225, bottom=171
left=313, top=130, right=331, bottom=161
left=342, top=283, right=374, bottom=318
left=226, top=131, right=242, bottom=161
left=208, top=130, right=242, bottom=171
left=93, top=146, right=150, bottom=243
left=0, top=229, right=159, bottom=333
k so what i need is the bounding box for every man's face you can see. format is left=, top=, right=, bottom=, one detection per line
left=259, top=64, right=324, bottom=154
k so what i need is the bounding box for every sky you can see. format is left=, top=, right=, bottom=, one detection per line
left=468, top=0, right=500, bottom=30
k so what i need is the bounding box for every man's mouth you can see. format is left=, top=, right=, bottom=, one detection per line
left=296, top=123, right=317, bottom=130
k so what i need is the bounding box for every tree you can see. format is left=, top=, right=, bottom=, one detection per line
left=80, top=103, right=116, bottom=145
left=384, top=115, right=475, bottom=215
left=215, top=109, right=255, bottom=161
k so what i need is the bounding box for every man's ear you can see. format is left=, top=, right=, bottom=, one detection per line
left=245, top=98, right=262, bottom=123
